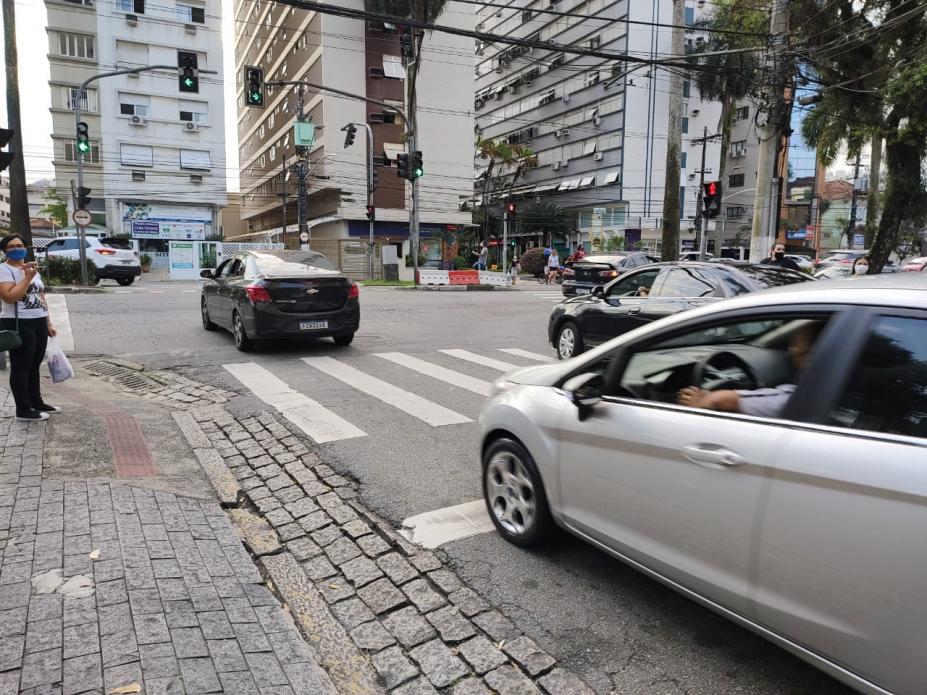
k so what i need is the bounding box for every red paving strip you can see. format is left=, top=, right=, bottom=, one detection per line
left=51, top=382, right=159, bottom=477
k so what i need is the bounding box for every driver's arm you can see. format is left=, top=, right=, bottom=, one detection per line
left=677, top=386, right=739, bottom=412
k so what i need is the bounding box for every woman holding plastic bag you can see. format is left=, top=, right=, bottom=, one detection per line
left=0, top=234, right=63, bottom=421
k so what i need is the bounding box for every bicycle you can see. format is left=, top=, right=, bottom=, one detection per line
left=537, top=267, right=564, bottom=285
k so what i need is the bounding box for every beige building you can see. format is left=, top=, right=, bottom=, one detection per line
left=218, top=193, right=246, bottom=240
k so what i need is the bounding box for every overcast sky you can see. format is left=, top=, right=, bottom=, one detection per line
left=0, top=0, right=239, bottom=191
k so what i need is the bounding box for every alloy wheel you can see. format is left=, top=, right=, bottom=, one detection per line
left=485, top=450, right=536, bottom=536
left=558, top=325, right=576, bottom=359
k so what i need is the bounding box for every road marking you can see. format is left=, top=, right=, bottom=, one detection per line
left=223, top=362, right=366, bottom=443
left=498, top=348, right=554, bottom=362
left=44, top=295, right=74, bottom=352
left=374, top=352, right=492, bottom=397
left=439, top=349, right=520, bottom=372
left=302, top=357, right=471, bottom=427
left=400, top=499, right=495, bottom=548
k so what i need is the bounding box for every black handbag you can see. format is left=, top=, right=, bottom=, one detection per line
left=0, top=298, right=22, bottom=352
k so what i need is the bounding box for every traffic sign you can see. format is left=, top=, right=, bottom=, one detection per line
left=299, top=232, right=309, bottom=242
left=72, top=208, right=92, bottom=226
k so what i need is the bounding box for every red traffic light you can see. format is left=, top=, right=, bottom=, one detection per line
left=506, top=202, right=516, bottom=214
left=704, top=181, right=718, bottom=196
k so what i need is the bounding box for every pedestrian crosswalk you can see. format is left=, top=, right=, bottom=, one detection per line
left=526, top=290, right=567, bottom=302
left=223, top=346, right=556, bottom=444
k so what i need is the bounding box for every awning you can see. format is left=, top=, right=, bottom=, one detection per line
left=533, top=184, right=560, bottom=194
left=583, top=141, right=597, bottom=156
left=559, top=179, right=581, bottom=191
left=579, top=176, right=595, bottom=188
left=509, top=184, right=536, bottom=195
left=383, top=143, right=404, bottom=163
left=602, top=171, right=620, bottom=185
left=180, top=149, right=212, bottom=171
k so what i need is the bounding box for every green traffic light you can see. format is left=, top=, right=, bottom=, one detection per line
left=184, top=77, right=195, bottom=87
left=249, top=91, right=261, bottom=103
left=414, top=168, right=424, bottom=178
left=76, top=141, right=91, bottom=153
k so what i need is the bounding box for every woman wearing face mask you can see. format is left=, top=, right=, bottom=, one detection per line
left=852, top=256, right=870, bottom=276
left=0, top=234, right=60, bottom=421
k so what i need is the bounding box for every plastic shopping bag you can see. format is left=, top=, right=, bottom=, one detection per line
left=46, top=337, right=74, bottom=383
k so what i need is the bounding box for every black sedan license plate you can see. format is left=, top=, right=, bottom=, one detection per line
left=300, top=320, right=328, bottom=330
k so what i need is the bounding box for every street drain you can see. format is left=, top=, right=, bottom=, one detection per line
left=84, top=361, right=161, bottom=391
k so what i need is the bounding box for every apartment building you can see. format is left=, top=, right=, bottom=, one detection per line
left=45, top=0, right=227, bottom=244
left=473, top=0, right=722, bottom=255
left=234, top=0, right=473, bottom=272
left=0, top=179, right=10, bottom=231
left=713, top=98, right=758, bottom=248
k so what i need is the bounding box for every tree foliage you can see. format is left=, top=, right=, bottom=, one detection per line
left=517, top=202, right=573, bottom=238
left=40, top=188, right=68, bottom=228
left=474, top=138, right=538, bottom=241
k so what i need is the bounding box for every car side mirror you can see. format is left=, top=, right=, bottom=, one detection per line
left=563, top=372, right=603, bottom=421
left=199, top=269, right=214, bottom=279
left=592, top=285, right=605, bottom=298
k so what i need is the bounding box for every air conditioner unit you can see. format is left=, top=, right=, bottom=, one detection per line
left=126, top=13, right=138, bottom=25
left=594, top=152, right=604, bottom=161
left=190, top=174, right=203, bottom=184
left=562, top=93, right=571, bottom=103
left=593, top=116, right=602, bottom=127
left=688, top=172, right=696, bottom=179
left=129, top=115, right=147, bottom=127
left=559, top=128, right=570, bottom=137
left=369, top=113, right=385, bottom=124
left=184, top=121, right=200, bottom=132
left=552, top=161, right=561, bottom=170
left=185, top=24, right=197, bottom=35
left=691, top=108, right=700, bottom=116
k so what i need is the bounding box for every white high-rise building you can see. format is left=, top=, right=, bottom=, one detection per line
left=45, top=0, right=227, bottom=247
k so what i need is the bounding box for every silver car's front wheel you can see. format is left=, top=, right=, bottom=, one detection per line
left=482, top=438, right=552, bottom=546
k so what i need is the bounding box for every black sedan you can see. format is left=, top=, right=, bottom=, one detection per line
left=561, top=252, right=660, bottom=296
left=548, top=261, right=811, bottom=359
left=200, top=250, right=360, bottom=351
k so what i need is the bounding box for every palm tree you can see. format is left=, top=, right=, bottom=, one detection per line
left=475, top=138, right=538, bottom=241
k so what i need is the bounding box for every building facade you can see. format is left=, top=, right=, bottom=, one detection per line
left=234, top=0, right=473, bottom=272
left=472, top=0, right=722, bottom=256
left=44, top=0, right=227, bottom=249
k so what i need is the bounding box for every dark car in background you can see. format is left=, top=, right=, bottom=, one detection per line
left=561, top=252, right=660, bottom=297
left=549, top=261, right=811, bottom=359
left=200, top=250, right=359, bottom=351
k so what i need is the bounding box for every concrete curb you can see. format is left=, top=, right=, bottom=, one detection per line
left=414, top=285, right=512, bottom=291
left=45, top=285, right=109, bottom=294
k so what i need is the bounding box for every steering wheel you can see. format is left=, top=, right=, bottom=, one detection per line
left=690, top=351, right=760, bottom=391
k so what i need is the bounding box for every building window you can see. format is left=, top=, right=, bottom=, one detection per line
left=179, top=101, right=208, bottom=123
left=58, top=33, right=95, bottom=59
left=180, top=149, right=212, bottom=170
left=734, top=105, right=750, bottom=122
left=681, top=117, right=689, bottom=134
left=588, top=36, right=601, bottom=49
left=522, top=9, right=534, bottom=22
left=730, top=140, right=747, bottom=157
left=176, top=3, right=205, bottom=23
left=120, top=144, right=153, bottom=167
left=119, top=94, right=150, bottom=117
left=680, top=186, right=686, bottom=213
left=726, top=206, right=746, bottom=219
left=64, top=0, right=94, bottom=5
left=64, top=140, right=99, bottom=163
left=729, top=173, right=746, bottom=187
left=683, top=80, right=691, bottom=98
left=584, top=71, right=601, bottom=88
left=63, top=87, right=96, bottom=112
left=119, top=0, right=145, bottom=13
left=382, top=56, right=405, bottom=79
left=685, top=6, right=695, bottom=26
left=680, top=152, right=687, bottom=168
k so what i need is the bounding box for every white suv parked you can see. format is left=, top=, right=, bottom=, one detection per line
left=41, top=236, right=141, bottom=286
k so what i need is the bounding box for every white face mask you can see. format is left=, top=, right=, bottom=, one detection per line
left=854, top=264, right=868, bottom=275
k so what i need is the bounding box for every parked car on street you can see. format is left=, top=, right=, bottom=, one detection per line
left=815, top=263, right=905, bottom=280
left=40, top=236, right=141, bottom=285
left=679, top=251, right=714, bottom=262
left=784, top=254, right=814, bottom=272
left=200, top=249, right=359, bottom=351
left=561, top=253, right=659, bottom=297
left=902, top=256, right=927, bottom=272
left=481, top=273, right=927, bottom=695
left=549, top=261, right=811, bottom=359
left=814, top=249, right=869, bottom=270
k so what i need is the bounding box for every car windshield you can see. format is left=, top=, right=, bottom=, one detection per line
left=734, top=266, right=812, bottom=287
left=657, top=319, right=785, bottom=348
left=252, top=250, right=337, bottom=272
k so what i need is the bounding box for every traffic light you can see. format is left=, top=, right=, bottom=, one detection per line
left=370, top=168, right=379, bottom=192
left=366, top=205, right=375, bottom=221
left=396, top=152, right=410, bottom=179
left=75, top=122, right=91, bottom=155
left=0, top=128, right=13, bottom=173
left=178, top=51, right=199, bottom=93
left=411, top=151, right=423, bottom=179
left=77, top=186, right=92, bottom=209
left=506, top=202, right=516, bottom=216
left=399, top=27, right=415, bottom=59
left=244, top=66, right=264, bottom=108
left=702, top=180, right=721, bottom=218
left=343, top=124, right=357, bottom=148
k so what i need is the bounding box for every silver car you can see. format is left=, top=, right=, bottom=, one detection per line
left=480, top=273, right=927, bottom=694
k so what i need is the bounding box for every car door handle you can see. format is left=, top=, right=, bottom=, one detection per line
left=682, top=444, right=745, bottom=469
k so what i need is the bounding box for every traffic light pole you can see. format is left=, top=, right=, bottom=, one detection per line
left=502, top=211, right=508, bottom=279
left=350, top=122, right=375, bottom=281
left=692, top=128, right=722, bottom=261
left=73, top=64, right=217, bottom=284
left=295, top=84, right=308, bottom=251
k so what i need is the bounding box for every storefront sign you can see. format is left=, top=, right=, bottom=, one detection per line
left=170, top=242, right=194, bottom=269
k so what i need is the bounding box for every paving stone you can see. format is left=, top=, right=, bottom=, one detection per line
left=330, top=597, right=376, bottom=631
left=301, top=556, right=338, bottom=581
left=298, top=510, right=332, bottom=533
left=0, top=606, right=27, bottom=637
left=340, top=519, right=370, bottom=539
left=459, top=635, right=508, bottom=675
left=198, top=610, right=236, bottom=639
left=266, top=630, right=313, bottom=666
left=208, top=637, right=248, bottom=672
left=156, top=577, right=190, bottom=601
left=426, top=605, right=477, bottom=643
left=381, top=606, right=437, bottom=649
left=409, top=553, right=442, bottom=573
left=484, top=665, right=543, bottom=694
left=310, top=525, right=342, bottom=548
left=178, top=656, right=222, bottom=692
left=392, top=676, right=441, bottom=694
left=277, top=523, right=304, bottom=543
left=20, top=647, right=63, bottom=689
left=370, top=645, right=418, bottom=689
left=139, top=642, right=180, bottom=679
left=253, top=606, right=291, bottom=636
left=376, top=553, right=418, bottom=585
left=357, top=534, right=391, bottom=558
left=62, top=621, right=100, bottom=658
left=96, top=579, right=129, bottom=606
left=219, top=669, right=261, bottom=694
left=300, top=481, right=330, bottom=498
left=286, top=537, right=321, bottom=562
left=170, top=626, right=209, bottom=658
left=164, top=600, right=199, bottom=628
left=402, top=578, right=447, bottom=613
left=316, top=578, right=355, bottom=604
left=316, top=491, right=340, bottom=509
left=232, top=622, right=273, bottom=653
left=357, top=578, right=407, bottom=615
left=283, top=498, right=319, bottom=520
left=282, top=660, right=338, bottom=695
left=427, top=569, right=463, bottom=594
left=135, top=613, right=171, bottom=645
left=324, top=537, right=362, bottom=566
left=327, top=505, right=359, bottom=526
left=473, top=611, right=520, bottom=642
left=408, top=638, right=470, bottom=688
left=254, top=462, right=283, bottom=480
left=0, top=635, right=24, bottom=671
left=244, top=651, right=289, bottom=688
left=228, top=509, right=281, bottom=557
left=348, top=617, right=396, bottom=651
left=223, top=597, right=258, bottom=624
left=242, top=583, right=278, bottom=608
left=100, top=629, right=140, bottom=669
left=340, top=556, right=384, bottom=588
left=448, top=588, right=490, bottom=618
left=188, top=585, right=224, bottom=612
left=266, top=476, right=293, bottom=493
left=254, top=496, right=282, bottom=514
left=25, top=617, right=63, bottom=653
left=274, top=486, right=305, bottom=506
left=501, top=636, right=555, bottom=677
left=264, top=508, right=295, bottom=528
left=537, top=668, right=596, bottom=695
left=62, top=652, right=103, bottom=695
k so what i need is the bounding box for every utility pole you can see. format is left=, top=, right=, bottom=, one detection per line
left=692, top=127, right=722, bottom=260
left=846, top=152, right=861, bottom=249
left=660, top=0, right=685, bottom=261
left=279, top=157, right=289, bottom=246
left=749, top=0, right=791, bottom=262
left=3, top=0, right=31, bottom=247
left=295, top=84, right=308, bottom=251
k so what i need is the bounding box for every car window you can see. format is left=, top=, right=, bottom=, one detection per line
left=60, top=239, right=80, bottom=251
left=718, top=271, right=752, bottom=295
left=827, top=316, right=927, bottom=439
left=606, top=269, right=660, bottom=298
left=734, top=266, right=811, bottom=287
left=252, top=250, right=338, bottom=272
left=653, top=268, right=718, bottom=297
left=228, top=259, right=245, bottom=278
left=214, top=259, right=233, bottom=278
left=46, top=241, right=62, bottom=251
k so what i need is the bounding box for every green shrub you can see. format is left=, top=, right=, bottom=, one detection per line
left=139, top=253, right=152, bottom=267
left=43, top=256, right=97, bottom=285
left=520, top=247, right=547, bottom=276
left=452, top=255, right=468, bottom=270
left=404, top=254, right=427, bottom=267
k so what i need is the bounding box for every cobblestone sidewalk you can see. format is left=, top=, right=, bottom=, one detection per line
left=0, top=390, right=337, bottom=695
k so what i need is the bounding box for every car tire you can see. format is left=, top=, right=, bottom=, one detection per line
left=116, top=277, right=135, bottom=286
left=482, top=437, right=553, bottom=547
left=333, top=333, right=355, bottom=346
left=201, top=297, right=216, bottom=331
left=232, top=310, right=253, bottom=351
left=556, top=320, right=583, bottom=360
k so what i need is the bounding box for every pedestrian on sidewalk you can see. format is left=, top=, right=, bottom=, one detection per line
left=546, top=247, right=560, bottom=284
left=509, top=256, right=519, bottom=285
left=0, top=234, right=60, bottom=421
left=759, top=243, right=801, bottom=271
left=473, top=242, right=488, bottom=271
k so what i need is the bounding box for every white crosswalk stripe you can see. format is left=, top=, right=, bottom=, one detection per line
left=439, top=349, right=520, bottom=372
left=374, top=352, right=493, bottom=396
left=302, top=356, right=471, bottom=426
left=498, top=348, right=554, bottom=362
left=224, top=362, right=367, bottom=443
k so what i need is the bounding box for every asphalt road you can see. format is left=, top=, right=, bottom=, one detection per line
left=62, top=280, right=850, bottom=694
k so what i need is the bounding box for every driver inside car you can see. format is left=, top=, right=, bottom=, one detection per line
left=676, top=321, right=824, bottom=417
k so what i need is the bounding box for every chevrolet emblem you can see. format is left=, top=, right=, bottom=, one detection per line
left=306, top=288, right=319, bottom=295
